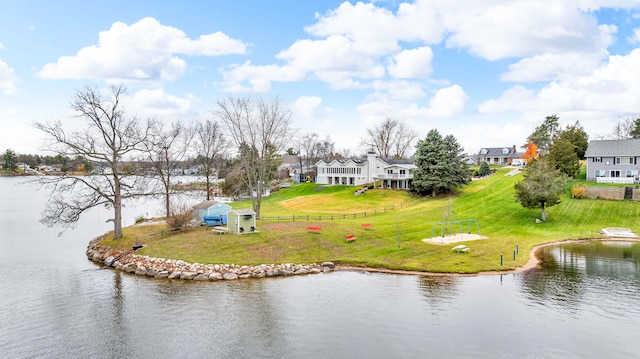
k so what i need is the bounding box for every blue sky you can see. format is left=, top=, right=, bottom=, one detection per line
left=2, top=1, right=640, bottom=156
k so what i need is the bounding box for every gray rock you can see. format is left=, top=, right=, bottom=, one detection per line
left=180, top=272, right=198, bottom=280
left=322, top=262, right=335, bottom=268
left=309, top=267, right=322, bottom=274
left=193, top=274, right=209, bottom=281
left=155, top=271, right=170, bottom=278
left=222, top=272, right=238, bottom=280
left=238, top=273, right=251, bottom=279
left=134, top=266, right=147, bottom=275
left=209, top=272, right=222, bottom=280
left=294, top=268, right=309, bottom=275
left=145, top=268, right=156, bottom=277
left=168, top=271, right=182, bottom=279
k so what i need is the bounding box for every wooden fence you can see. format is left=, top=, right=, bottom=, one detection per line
left=260, top=200, right=419, bottom=223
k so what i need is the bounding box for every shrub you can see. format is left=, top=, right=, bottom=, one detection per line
left=134, top=215, right=146, bottom=224
left=572, top=184, right=586, bottom=199
left=166, top=203, right=193, bottom=229
left=478, top=161, right=491, bottom=177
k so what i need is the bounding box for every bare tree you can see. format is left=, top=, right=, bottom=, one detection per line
left=194, top=119, right=227, bottom=200
left=393, top=120, right=418, bottom=158
left=215, top=97, right=292, bottom=218
left=613, top=118, right=634, bottom=140
left=294, top=132, right=320, bottom=179
left=33, top=85, right=151, bottom=239
left=316, top=135, right=335, bottom=160
left=142, top=120, right=194, bottom=217
left=362, top=117, right=417, bottom=159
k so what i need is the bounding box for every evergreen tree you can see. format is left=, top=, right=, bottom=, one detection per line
left=547, top=138, right=580, bottom=178
left=557, top=121, right=589, bottom=159
left=412, top=129, right=469, bottom=197
left=514, top=157, right=567, bottom=221
left=630, top=117, right=640, bottom=139
left=2, top=149, right=17, bottom=173
left=478, top=161, right=491, bottom=176
left=526, top=115, right=560, bottom=154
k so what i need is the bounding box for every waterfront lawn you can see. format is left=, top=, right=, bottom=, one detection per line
left=101, top=168, right=640, bottom=273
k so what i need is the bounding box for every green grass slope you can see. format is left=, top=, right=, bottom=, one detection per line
left=103, top=169, right=640, bottom=274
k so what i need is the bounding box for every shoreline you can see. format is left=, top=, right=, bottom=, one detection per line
left=88, top=236, right=640, bottom=280
left=337, top=237, right=640, bottom=277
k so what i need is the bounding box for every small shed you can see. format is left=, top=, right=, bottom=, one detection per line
left=227, top=209, right=257, bottom=234
left=192, top=201, right=231, bottom=225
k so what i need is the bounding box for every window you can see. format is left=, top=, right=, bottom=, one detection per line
left=387, top=169, right=393, bottom=174
left=593, top=157, right=602, bottom=162
left=627, top=170, right=638, bottom=177
left=400, top=169, right=406, bottom=175
left=611, top=170, right=621, bottom=178
left=480, top=148, right=488, bottom=155
left=616, top=157, right=636, bottom=165
left=595, top=169, right=604, bottom=177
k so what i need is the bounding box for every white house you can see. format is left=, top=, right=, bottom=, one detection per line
left=315, top=152, right=415, bottom=189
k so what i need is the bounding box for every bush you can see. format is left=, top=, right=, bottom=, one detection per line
left=166, top=203, right=193, bottom=229
left=134, top=215, right=146, bottom=224
left=478, top=161, right=491, bottom=177
left=572, top=184, right=586, bottom=199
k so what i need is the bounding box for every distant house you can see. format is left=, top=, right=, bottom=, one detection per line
left=227, top=209, right=257, bottom=234
left=192, top=200, right=231, bottom=224
left=476, top=146, right=525, bottom=165
left=315, top=152, right=415, bottom=189
left=584, top=139, right=640, bottom=183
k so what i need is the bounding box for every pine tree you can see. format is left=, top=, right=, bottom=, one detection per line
left=412, top=129, right=470, bottom=196
left=514, top=157, right=567, bottom=221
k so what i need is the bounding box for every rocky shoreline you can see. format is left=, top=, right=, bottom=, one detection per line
left=86, top=236, right=334, bottom=280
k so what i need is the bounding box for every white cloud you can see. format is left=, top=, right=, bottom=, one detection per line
left=0, top=59, right=19, bottom=94
left=39, top=17, right=247, bottom=83
left=481, top=49, right=640, bottom=117
left=0, top=42, right=4, bottom=49
left=358, top=84, right=468, bottom=121
left=220, top=1, right=441, bottom=92
left=438, top=1, right=615, bottom=61
left=629, top=27, right=640, bottom=43
left=125, top=88, right=195, bottom=120
left=387, top=47, right=433, bottom=79
left=291, top=96, right=322, bottom=118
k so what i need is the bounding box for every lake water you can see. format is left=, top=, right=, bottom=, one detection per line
left=1, top=176, right=639, bottom=358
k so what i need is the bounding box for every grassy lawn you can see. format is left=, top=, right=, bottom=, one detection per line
left=100, top=168, right=640, bottom=274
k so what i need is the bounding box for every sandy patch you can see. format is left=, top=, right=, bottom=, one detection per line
left=422, top=233, right=488, bottom=245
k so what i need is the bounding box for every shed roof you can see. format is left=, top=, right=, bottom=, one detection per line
left=230, top=208, right=256, bottom=215
left=584, top=139, right=640, bottom=157
left=192, top=200, right=223, bottom=210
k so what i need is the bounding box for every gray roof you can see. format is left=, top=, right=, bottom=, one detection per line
left=192, top=200, right=222, bottom=210
left=477, top=146, right=520, bottom=157
left=584, top=139, right=640, bottom=157
left=230, top=208, right=255, bottom=215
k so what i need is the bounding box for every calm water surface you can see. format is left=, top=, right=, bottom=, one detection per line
left=1, top=177, right=639, bottom=358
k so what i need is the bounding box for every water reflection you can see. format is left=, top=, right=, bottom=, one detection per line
left=417, top=276, right=459, bottom=315
left=519, top=241, right=640, bottom=318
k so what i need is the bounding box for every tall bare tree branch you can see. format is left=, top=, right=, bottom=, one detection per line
left=33, top=85, right=152, bottom=239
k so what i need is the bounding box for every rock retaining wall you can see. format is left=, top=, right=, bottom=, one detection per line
left=86, top=237, right=334, bottom=280
left=582, top=186, right=640, bottom=201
